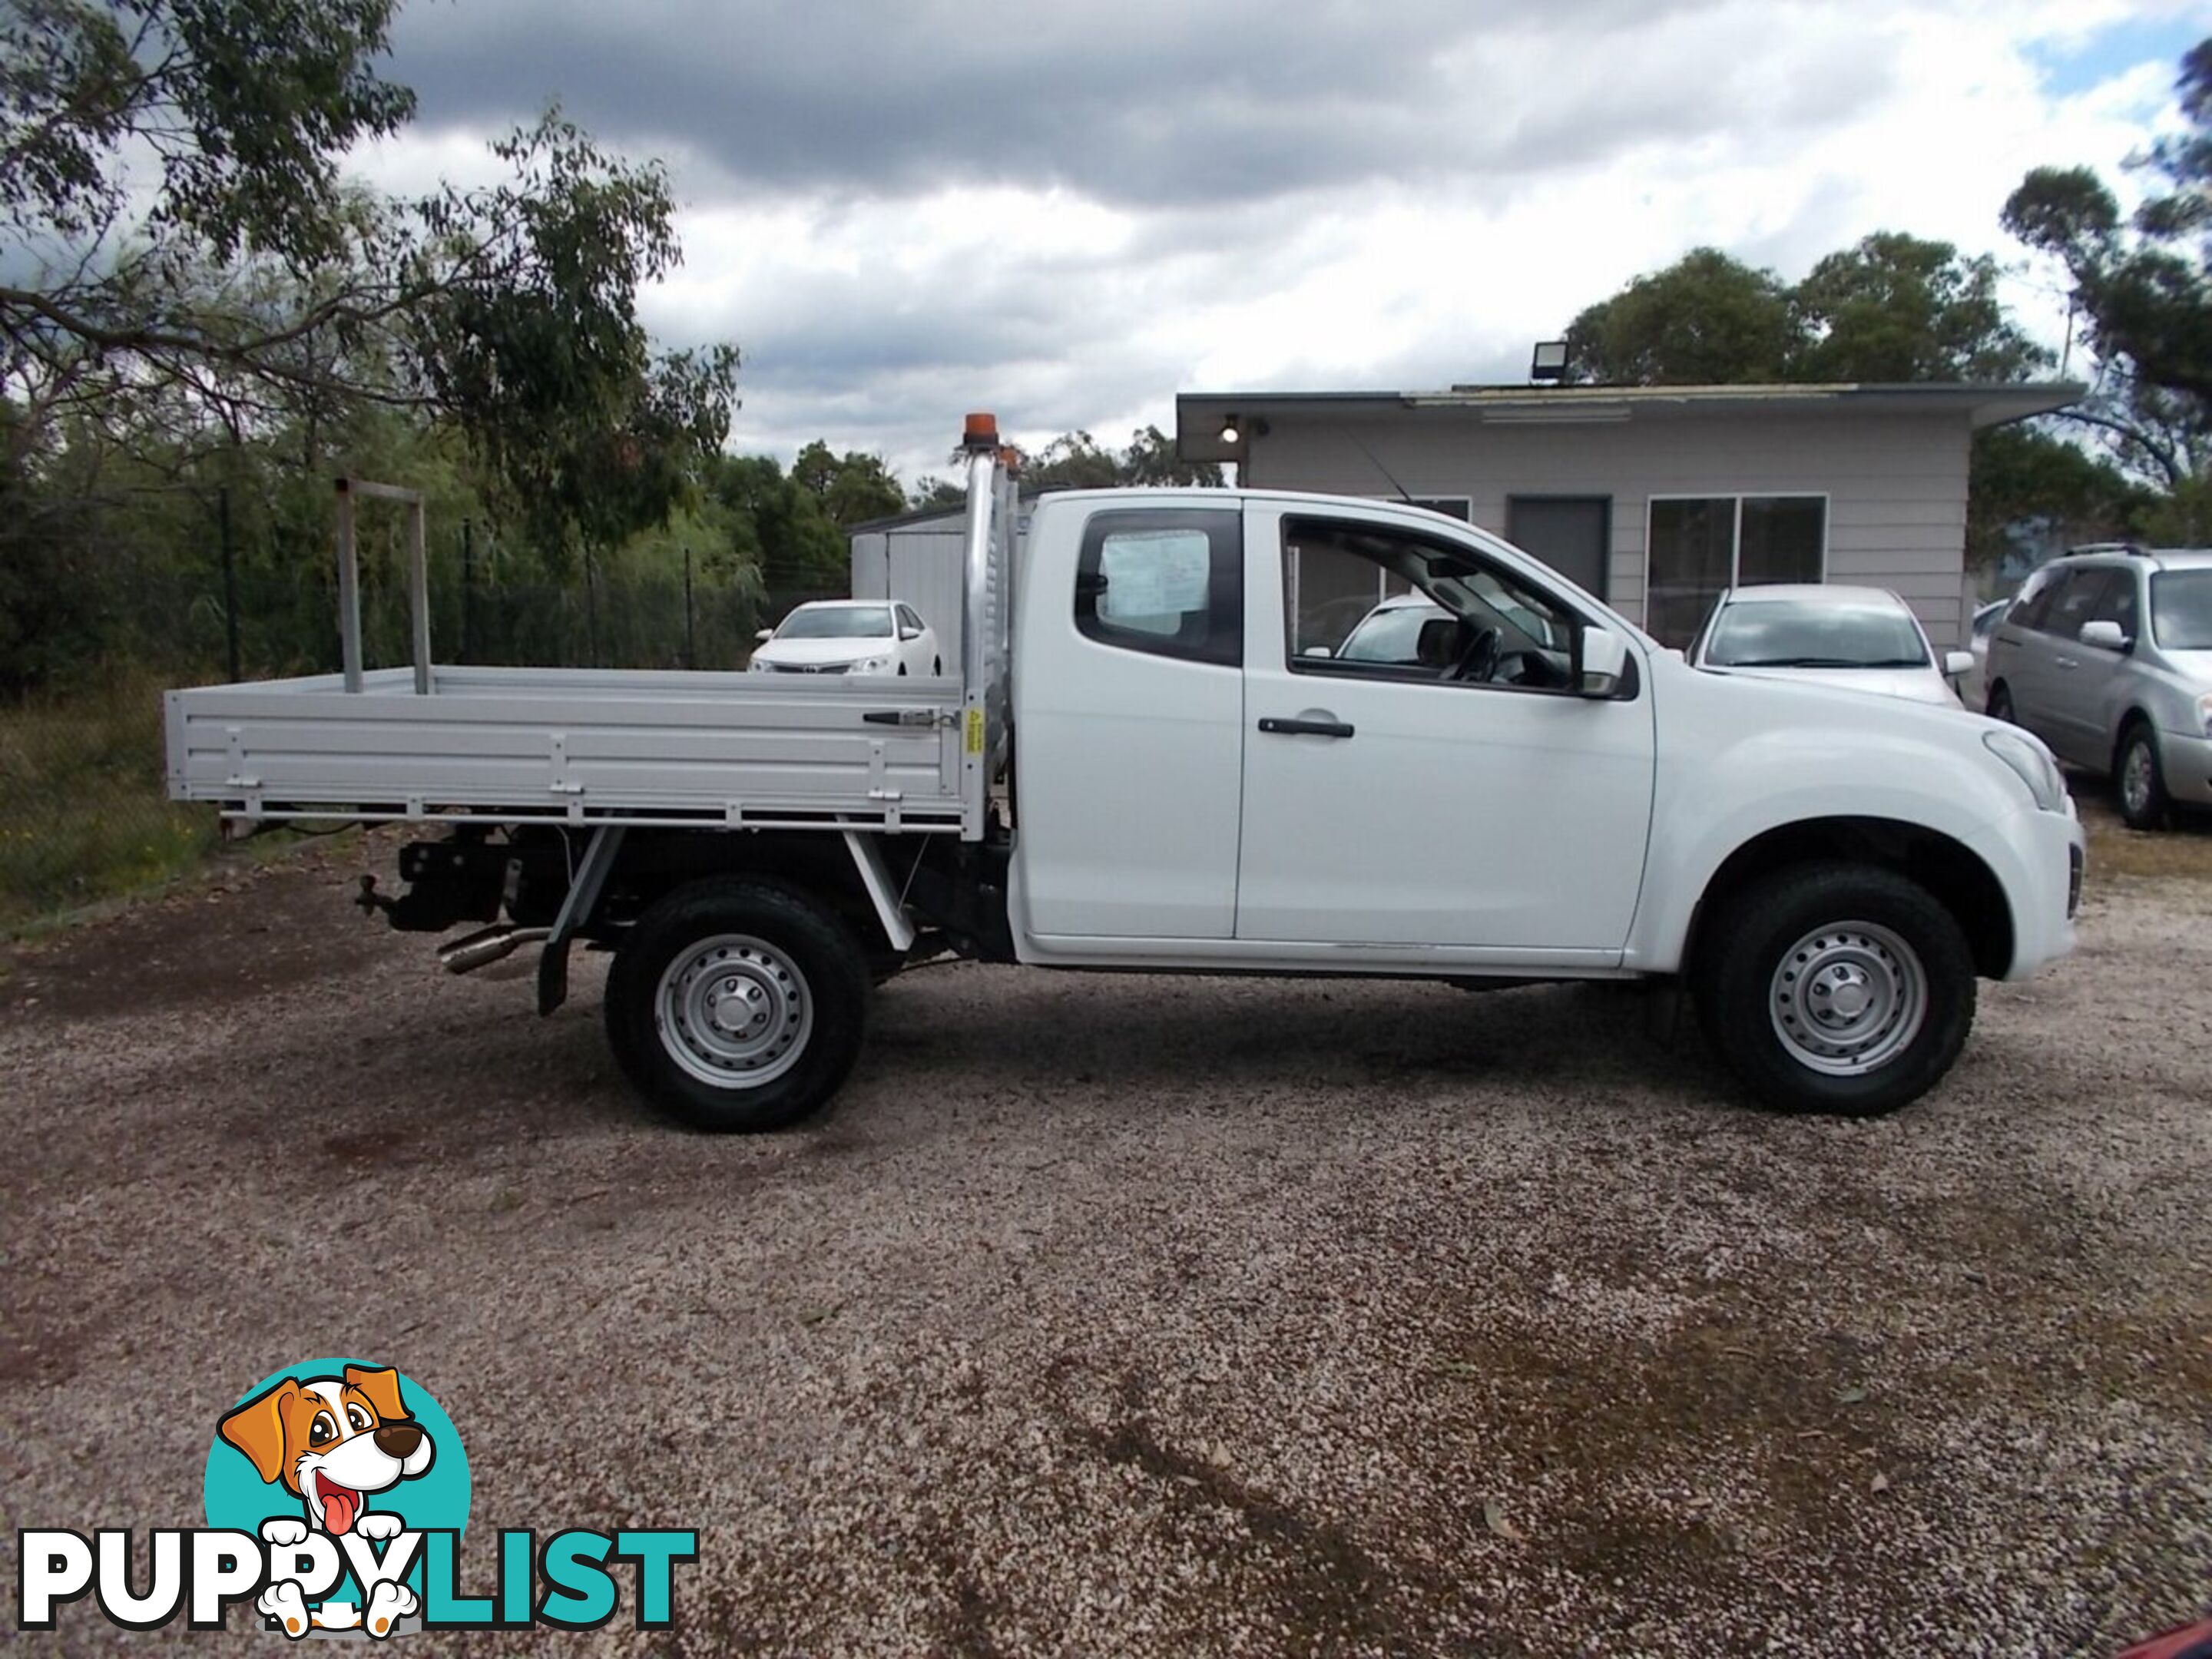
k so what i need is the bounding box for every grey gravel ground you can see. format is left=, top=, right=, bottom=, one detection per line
left=2, top=830, right=2209, bottom=1657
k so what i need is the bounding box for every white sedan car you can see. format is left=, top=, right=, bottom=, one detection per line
left=1686, top=585, right=1973, bottom=709
left=750, top=600, right=942, bottom=677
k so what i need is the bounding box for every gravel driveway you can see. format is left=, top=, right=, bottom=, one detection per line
left=3, top=826, right=2209, bottom=1657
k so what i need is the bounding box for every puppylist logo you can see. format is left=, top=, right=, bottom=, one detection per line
left=18, top=1357, right=697, bottom=1639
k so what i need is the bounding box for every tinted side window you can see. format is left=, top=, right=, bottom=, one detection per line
left=1075, top=509, right=1242, bottom=667
left=2008, top=570, right=2063, bottom=631
left=2086, top=570, right=2141, bottom=637
left=2045, top=570, right=2113, bottom=638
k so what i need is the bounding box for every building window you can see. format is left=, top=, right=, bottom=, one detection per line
left=1647, top=495, right=1826, bottom=646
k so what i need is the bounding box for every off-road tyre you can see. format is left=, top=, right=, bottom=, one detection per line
left=604, top=878, right=869, bottom=1132
left=1694, top=862, right=1976, bottom=1118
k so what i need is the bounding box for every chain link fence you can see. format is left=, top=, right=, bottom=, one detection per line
left=0, top=533, right=828, bottom=931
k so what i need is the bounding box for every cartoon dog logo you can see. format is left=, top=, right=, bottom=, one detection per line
left=218, top=1364, right=435, bottom=1637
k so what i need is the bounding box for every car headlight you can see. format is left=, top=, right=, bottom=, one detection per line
left=2198, top=691, right=2212, bottom=737
left=1983, top=730, right=2068, bottom=813
left=851, top=655, right=892, bottom=674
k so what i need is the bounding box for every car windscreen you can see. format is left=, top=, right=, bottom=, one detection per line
left=2151, top=570, right=2212, bottom=649
left=1338, top=606, right=1443, bottom=663
left=1704, top=601, right=1929, bottom=668
left=776, top=606, right=891, bottom=640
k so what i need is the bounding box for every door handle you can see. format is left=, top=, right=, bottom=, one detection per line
left=1258, top=716, right=1355, bottom=739
left=2054, top=656, right=2078, bottom=671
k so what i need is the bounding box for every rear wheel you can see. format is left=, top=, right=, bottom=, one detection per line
left=1694, top=863, right=1976, bottom=1118
left=605, top=879, right=869, bottom=1132
left=2116, top=720, right=2170, bottom=831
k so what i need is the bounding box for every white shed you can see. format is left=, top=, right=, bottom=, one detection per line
left=849, top=502, right=1034, bottom=671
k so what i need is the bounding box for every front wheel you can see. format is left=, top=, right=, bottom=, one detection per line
left=2116, top=723, right=2171, bottom=832
left=605, top=879, right=869, bottom=1131
left=1694, top=863, right=1976, bottom=1118
left=1985, top=682, right=2015, bottom=724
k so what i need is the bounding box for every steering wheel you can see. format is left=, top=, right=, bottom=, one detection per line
left=1448, top=625, right=1502, bottom=683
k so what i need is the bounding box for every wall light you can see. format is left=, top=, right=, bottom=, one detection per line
left=1219, top=414, right=1241, bottom=445
left=1530, top=340, right=1571, bottom=382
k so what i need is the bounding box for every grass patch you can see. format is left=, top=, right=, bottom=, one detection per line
left=0, top=673, right=223, bottom=933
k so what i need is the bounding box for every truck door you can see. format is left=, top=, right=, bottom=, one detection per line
left=1234, top=502, right=1656, bottom=955
left=1014, top=506, right=1246, bottom=938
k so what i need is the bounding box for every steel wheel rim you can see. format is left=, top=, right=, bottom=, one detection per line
left=2121, top=740, right=2154, bottom=816
left=1769, top=921, right=1927, bottom=1077
left=655, top=934, right=813, bottom=1089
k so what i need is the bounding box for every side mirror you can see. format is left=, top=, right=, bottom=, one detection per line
left=1576, top=625, right=1631, bottom=698
left=2078, top=619, right=2131, bottom=652
left=755, top=628, right=776, bottom=644
left=899, top=624, right=919, bottom=641
left=1943, top=649, right=1974, bottom=680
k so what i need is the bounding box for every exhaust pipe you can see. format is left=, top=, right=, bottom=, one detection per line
left=438, top=925, right=551, bottom=975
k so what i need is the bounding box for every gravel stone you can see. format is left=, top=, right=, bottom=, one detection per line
left=1, top=833, right=2207, bottom=1656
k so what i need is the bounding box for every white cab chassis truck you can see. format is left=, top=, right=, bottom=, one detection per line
left=167, top=416, right=2085, bottom=1131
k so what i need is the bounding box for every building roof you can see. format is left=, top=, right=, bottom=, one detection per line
left=1175, top=381, right=2085, bottom=462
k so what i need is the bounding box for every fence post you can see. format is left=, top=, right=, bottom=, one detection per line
left=406, top=495, right=431, bottom=695
left=584, top=550, right=599, bottom=668
left=683, top=545, right=695, bottom=670
left=218, top=485, right=241, bottom=683
left=336, top=478, right=363, bottom=692
left=460, top=518, right=475, bottom=661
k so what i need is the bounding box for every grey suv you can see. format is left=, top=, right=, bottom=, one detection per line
left=1984, top=545, right=2212, bottom=829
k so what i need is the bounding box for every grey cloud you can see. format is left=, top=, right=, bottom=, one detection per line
left=372, top=0, right=1921, bottom=478
left=385, top=0, right=1882, bottom=208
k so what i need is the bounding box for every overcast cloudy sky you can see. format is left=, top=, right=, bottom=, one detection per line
left=358, top=0, right=2209, bottom=484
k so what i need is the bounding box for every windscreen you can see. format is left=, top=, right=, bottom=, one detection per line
left=1705, top=601, right=1929, bottom=668
left=2151, top=570, right=2212, bottom=649
left=777, top=606, right=892, bottom=640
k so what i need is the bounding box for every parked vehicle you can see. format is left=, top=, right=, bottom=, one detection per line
left=1684, top=585, right=1970, bottom=709
left=166, top=416, right=2083, bottom=1132
left=1962, top=598, right=2010, bottom=712
left=1325, top=591, right=1561, bottom=680
left=1331, top=594, right=1448, bottom=664
left=750, top=599, right=942, bottom=677
left=1983, top=545, right=2212, bottom=830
